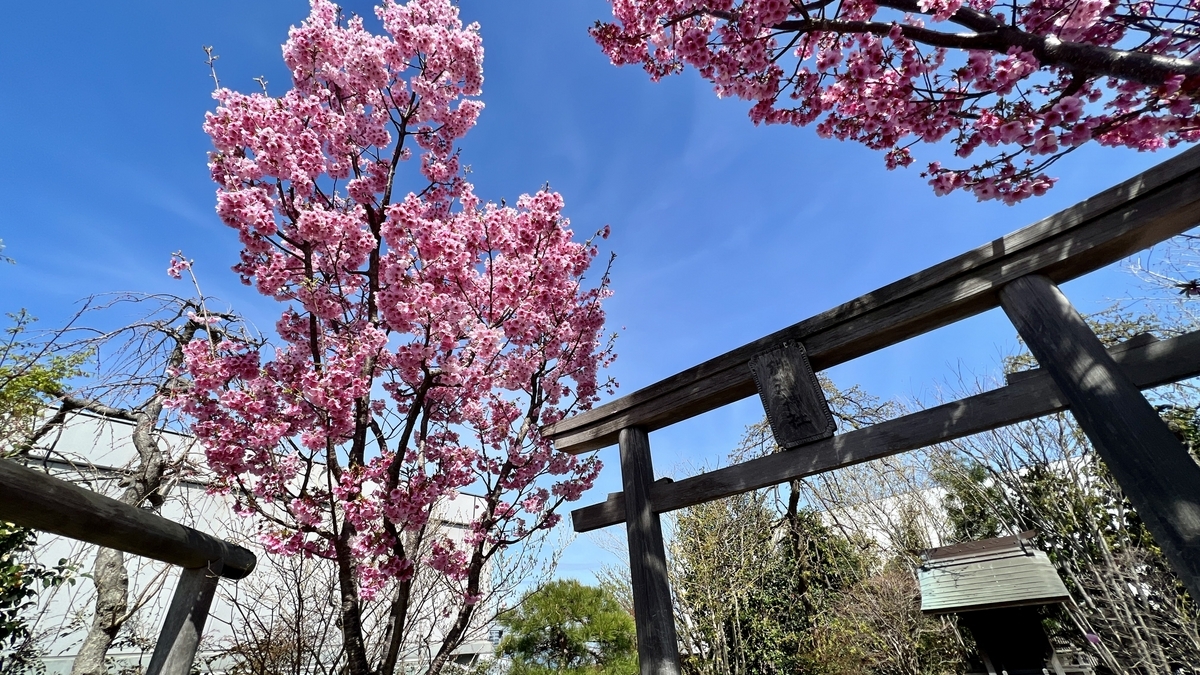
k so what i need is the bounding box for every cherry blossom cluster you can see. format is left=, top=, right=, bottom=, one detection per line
left=595, top=0, right=1200, bottom=202
left=167, top=251, right=193, bottom=280
left=174, top=0, right=615, bottom=606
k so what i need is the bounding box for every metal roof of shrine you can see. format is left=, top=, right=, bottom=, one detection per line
left=918, top=531, right=1071, bottom=615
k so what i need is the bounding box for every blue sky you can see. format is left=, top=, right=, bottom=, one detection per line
left=0, top=0, right=1186, bottom=580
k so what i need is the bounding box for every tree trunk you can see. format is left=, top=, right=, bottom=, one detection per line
left=68, top=398, right=167, bottom=674
left=424, top=561, right=482, bottom=675
left=378, top=575, right=413, bottom=675
left=334, top=534, right=373, bottom=675
left=70, top=548, right=129, bottom=675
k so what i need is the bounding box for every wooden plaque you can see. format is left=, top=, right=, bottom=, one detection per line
left=749, top=341, right=836, bottom=450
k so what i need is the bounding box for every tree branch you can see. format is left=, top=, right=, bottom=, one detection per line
left=729, top=0, right=1200, bottom=86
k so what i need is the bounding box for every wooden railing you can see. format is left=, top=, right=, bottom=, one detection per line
left=0, top=459, right=256, bottom=675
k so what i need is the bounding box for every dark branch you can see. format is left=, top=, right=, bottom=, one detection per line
left=704, top=0, right=1200, bottom=86
left=771, top=10, right=1200, bottom=85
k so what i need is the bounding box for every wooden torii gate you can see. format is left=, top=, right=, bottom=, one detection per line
left=0, top=459, right=256, bottom=675
left=544, top=148, right=1200, bottom=675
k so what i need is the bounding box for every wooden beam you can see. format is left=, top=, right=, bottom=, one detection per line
left=0, top=460, right=256, bottom=579
left=999, top=274, right=1200, bottom=602
left=620, top=428, right=682, bottom=675
left=546, top=147, right=1200, bottom=454
left=146, top=564, right=223, bottom=675
left=572, top=327, right=1200, bottom=532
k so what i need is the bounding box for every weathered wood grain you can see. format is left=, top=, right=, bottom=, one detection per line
left=146, top=564, right=223, bottom=675
left=0, top=460, right=256, bottom=579
left=572, top=327, right=1200, bottom=532
left=1005, top=332, right=1158, bottom=385
left=999, top=275, right=1200, bottom=603
left=749, top=341, right=835, bottom=449
left=620, top=428, right=682, bottom=675
left=547, top=147, right=1200, bottom=454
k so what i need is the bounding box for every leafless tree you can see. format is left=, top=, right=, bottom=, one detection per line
left=15, top=292, right=255, bottom=675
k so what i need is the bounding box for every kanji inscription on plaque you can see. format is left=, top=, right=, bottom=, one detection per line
left=748, top=340, right=836, bottom=449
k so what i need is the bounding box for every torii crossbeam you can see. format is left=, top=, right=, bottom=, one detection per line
left=544, top=147, right=1200, bottom=675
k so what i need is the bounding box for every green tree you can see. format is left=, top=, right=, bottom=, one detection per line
left=668, top=396, right=967, bottom=675
left=0, top=524, right=79, bottom=674
left=497, top=580, right=636, bottom=675
left=671, top=476, right=964, bottom=675
left=0, top=310, right=88, bottom=452
left=670, top=484, right=800, bottom=675
left=0, top=312, right=86, bottom=673
left=933, top=310, right=1200, bottom=673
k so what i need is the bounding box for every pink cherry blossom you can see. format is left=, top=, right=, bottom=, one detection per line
left=172, top=2, right=615, bottom=673
left=167, top=251, right=192, bottom=280
left=594, top=0, right=1200, bottom=202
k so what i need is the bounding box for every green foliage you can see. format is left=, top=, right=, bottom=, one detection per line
left=0, top=310, right=85, bottom=672
left=673, top=493, right=836, bottom=674
left=935, top=409, right=1200, bottom=670
left=0, top=310, right=88, bottom=451
left=498, top=580, right=637, bottom=675
left=937, top=463, right=1004, bottom=543
left=671, top=395, right=967, bottom=675
left=1161, top=403, right=1200, bottom=458
left=0, top=523, right=77, bottom=673
left=672, top=487, right=965, bottom=675
left=0, top=524, right=39, bottom=659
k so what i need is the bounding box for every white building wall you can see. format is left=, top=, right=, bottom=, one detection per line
left=18, top=410, right=494, bottom=674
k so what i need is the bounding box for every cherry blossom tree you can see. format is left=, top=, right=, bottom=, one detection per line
left=594, top=0, right=1200, bottom=202
left=173, top=2, right=614, bottom=674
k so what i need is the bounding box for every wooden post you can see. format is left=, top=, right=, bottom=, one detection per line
left=999, top=274, right=1200, bottom=600
left=619, top=427, right=681, bottom=675
left=146, top=563, right=222, bottom=675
